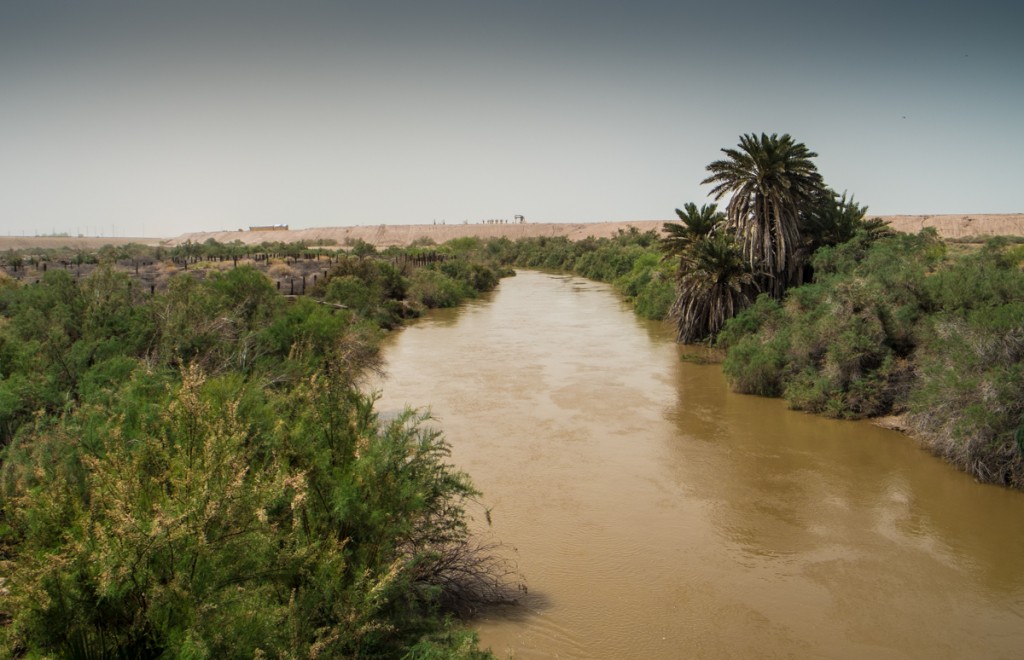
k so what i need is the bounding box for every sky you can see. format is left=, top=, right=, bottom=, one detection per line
left=1, top=0, right=1021, bottom=238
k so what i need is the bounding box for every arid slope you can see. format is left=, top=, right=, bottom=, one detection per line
left=2, top=214, right=1022, bottom=250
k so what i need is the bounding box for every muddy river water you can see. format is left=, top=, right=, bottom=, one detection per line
left=375, top=270, right=1024, bottom=659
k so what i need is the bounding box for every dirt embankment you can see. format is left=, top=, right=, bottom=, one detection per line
left=2, top=214, right=1022, bottom=251
left=873, top=214, right=1024, bottom=240
left=0, top=236, right=164, bottom=250
left=168, top=221, right=670, bottom=248
left=167, top=214, right=1024, bottom=247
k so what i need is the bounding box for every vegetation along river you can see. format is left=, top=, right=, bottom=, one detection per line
left=375, top=270, right=1024, bottom=659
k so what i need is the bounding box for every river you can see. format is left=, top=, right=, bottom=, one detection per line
left=374, top=270, right=1024, bottom=659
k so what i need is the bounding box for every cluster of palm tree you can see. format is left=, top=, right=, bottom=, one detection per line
left=665, top=133, right=880, bottom=343
left=668, top=225, right=757, bottom=343
left=663, top=202, right=756, bottom=342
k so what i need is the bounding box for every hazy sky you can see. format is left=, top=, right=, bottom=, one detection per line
left=2, top=0, right=1021, bottom=237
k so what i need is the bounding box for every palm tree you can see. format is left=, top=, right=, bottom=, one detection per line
left=661, top=203, right=724, bottom=259
left=702, top=133, right=825, bottom=296
left=670, top=233, right=758, bottom=343
left=801, top=189, right=891, bottom=251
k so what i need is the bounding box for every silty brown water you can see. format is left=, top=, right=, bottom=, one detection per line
left=375, top=270, right=1024, bottom=659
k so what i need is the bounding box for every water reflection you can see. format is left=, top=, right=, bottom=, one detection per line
left=663, top=357, right=1024, bottom=592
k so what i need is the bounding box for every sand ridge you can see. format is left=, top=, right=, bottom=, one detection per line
left=1, top=214, right=1022, bottom=250
left=164, top=214, right=1024, bottom=247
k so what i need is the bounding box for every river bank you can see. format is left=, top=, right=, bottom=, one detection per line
left=483, top=228, right=1024, bottom=491
left=3, top=224, right=1020, bottom=490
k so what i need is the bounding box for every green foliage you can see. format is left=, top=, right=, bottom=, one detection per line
left=439, top=259, right=500, bottom=294
left=1, top=363, right=499, bottom=656
left=722, top=333, right=790, bottom=397
left=574, top=244, right=647, bottom=282
left=452, top=228, right=667, bottom=321
left=206, top=265, right=282, bottom=329
left=904, top=239, right=1024, bottom=487
left=312, top=256, right=410, bottom=328
left=670, top=233, right=757, bottom=343
left=909, top=308, right=1024, bottom=486
left=402, top=621, right=493, bottom=659
left=441, top=237, right=484, bottom=256
left=799, top=189, right=889, bottom=253
left=350, top=238, right=379, bottom=258
left=0, top=254, right=516, bottom=656
left=0, top=267, right=162, bottom=443
left=703, top=133, right=826, bottom=295
left=719, top=295, right=789, bottom=395
left=327, top=274, right=376, bottom=313
left=149, top=268, right=285, bottom=374
left=720, top=232, right=937, bottom=418
left=612, top=226, right=660, bottom=248
left=309, top=250, right=502, bottom=326
left=257, top=297, right=364, bottom=374
left=408, top=268, right=475, bottom=308
left=719, top=230, right=1024, bottom=486
left=662, top=203, right=722, bottom=257
left=924, top=237, right=1023, bottom=312
left=715, top=294, right=783, bottom=350
left=614, top=253, right=676, bottom=320
left=665, top=137, right=889, bottom=345
left=478, top=229, right=668, bottom=319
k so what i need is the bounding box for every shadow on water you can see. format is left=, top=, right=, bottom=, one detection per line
left=469, top=591, right=556, bottom=624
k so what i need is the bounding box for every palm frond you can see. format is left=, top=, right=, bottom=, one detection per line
left=671, top=234, right=758, bottom=343
left=661, top=203, right=724, bottom=256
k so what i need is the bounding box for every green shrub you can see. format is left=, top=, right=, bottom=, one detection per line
left=0, top=248, right=517, bottom=655
left=925, top=237, right=1024, bottom=312
left=0, top=360, right=505, bottom=657
left=716, top=294, right=784, bottom=349
left=632, top=273, right=676, bottom=320
left=719, top=232, right=938, bottom=419
left=326, top=274, right=375, bottom=314
left=908, top=304, right=1024, bottom=487
left=906, top=239, right=1024, bottom=485
left=722, top=332, right=790, bottom=397
left=408, top=269, right=475, bottom=308
left=719, top=229, right=1024, bottom=485
left=613, top=253, right=675, bottom=320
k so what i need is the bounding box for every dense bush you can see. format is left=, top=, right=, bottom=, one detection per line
left=311, top=252, right=504, bottom=327
left=1, top=365, right=501, bottom=656
left=408, top=268, right=476, bottom=309
left=615, top=253, right=676, bottom=321
left=721, top=232, right=941, bottom=416
left=719, top=295, right=788, bottom=396
left=906, top=240, right=1024, bottom=487
left=0, top=261, right=517, bottom=656
left=719, top=231, right=1024, bottom=487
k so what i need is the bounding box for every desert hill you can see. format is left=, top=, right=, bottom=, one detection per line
left=167, top=214, right=1024, bottom=248
left=1, top=214, right=1022, bottom=250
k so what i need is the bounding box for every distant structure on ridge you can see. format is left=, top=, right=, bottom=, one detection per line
left=248, top=224, right=289, bottom=232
